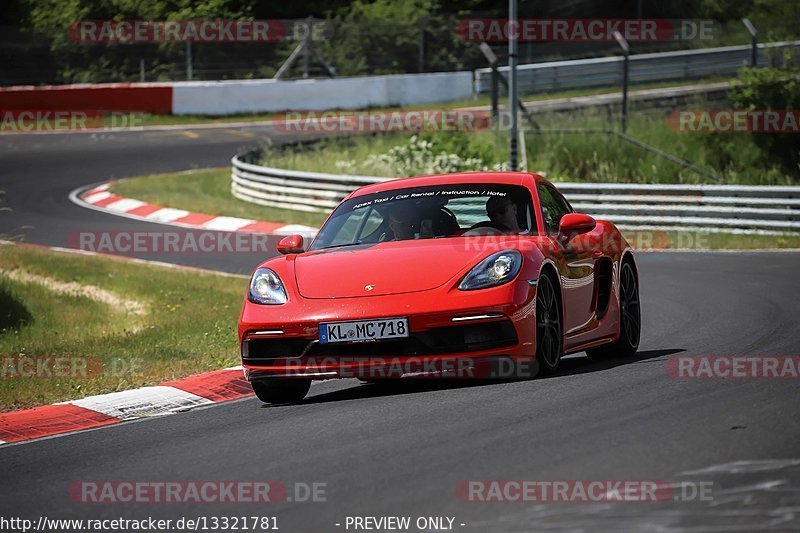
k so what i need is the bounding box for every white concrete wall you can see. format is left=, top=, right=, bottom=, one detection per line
left=171, top=71, right=474, bottom=115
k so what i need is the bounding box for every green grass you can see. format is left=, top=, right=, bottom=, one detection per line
left=261, top=107, right=798, bottom=185
left=260, top=131, right=512, bottom=177
left=110, top=169, right=329, bottom=227
left=0, top=244, right=247, bottom=412
left=523, top=109, right=797, bottom=185
left=136, top=112, right=278, bottom=127
left=623, top=230, right=800, bottom=250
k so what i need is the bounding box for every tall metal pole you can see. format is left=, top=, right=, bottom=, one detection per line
left=613, top=31, right=630, bottom=133
left=508, top=0, right=518, bottom=171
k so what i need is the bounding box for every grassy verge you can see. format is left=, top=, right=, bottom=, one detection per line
left=624, top=230, right=800, bottom=250
left=0, top=244, right=246, bottom=412
left=522, top=110, right=796, bottom=185
left=110, top=169, right=330, bottom=227
left=261, top=109, right=797, bottom=185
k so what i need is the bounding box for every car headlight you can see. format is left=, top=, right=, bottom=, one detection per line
left=458, top=250, right=522, bottom=291
left=248, top=268, right=288, bottom=305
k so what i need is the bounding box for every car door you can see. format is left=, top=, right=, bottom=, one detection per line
left=537, top=183, right=597, bottom=337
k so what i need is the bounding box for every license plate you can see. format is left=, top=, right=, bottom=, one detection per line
left=319, top=318, right=409, bottom=344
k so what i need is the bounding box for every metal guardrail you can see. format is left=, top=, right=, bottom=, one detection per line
left=231, top=153, right=393, bottom=213
left=474, top=41, right=800, bottom=95
left=232, top=153, right=800, bottom=235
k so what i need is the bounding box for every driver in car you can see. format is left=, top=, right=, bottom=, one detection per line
left=486, top=196, right=522, bottom=233
left=387, top=206, right=418, bottom=240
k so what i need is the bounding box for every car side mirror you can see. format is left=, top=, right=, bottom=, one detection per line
left=277, top=234, right=304, bottom=255
left=558, top=213, right=596, bottom=240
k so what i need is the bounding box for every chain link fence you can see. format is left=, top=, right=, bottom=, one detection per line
left=0, top=17, right=760, bottom=87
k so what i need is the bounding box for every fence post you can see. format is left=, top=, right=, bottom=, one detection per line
left=613, top=31, right=630, bottom=133
left=742, top=18, right=758, bottom=67
left=185, top=42, right=193, bottom=81
left=302, top=16, right=311, bottom=78
left=491, top=65, right=499, bottom=124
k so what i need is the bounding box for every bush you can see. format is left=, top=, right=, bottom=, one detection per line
left=359, top=132, right=503, bottom=176
left=729, top=60, right=800, bottom=179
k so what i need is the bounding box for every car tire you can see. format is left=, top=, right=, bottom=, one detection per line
left=535, top=273, right=563, bottom=373
left=586, top=260, right=641, bottom=360
left=251, top=379, right=311, bottom=404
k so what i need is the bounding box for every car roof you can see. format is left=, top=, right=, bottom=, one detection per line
left=349, top=171, right=543, bottom=198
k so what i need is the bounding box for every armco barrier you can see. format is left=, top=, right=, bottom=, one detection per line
left=475, top=40, right=800, bottom=95
left=232, top=153, right=800, bottom=235
left=231, top=153, right=393, bottom=213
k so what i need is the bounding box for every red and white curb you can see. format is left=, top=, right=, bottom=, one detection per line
left=0, top=366, right=253, bottom=445
left=71, top=182, right=318, bottom=238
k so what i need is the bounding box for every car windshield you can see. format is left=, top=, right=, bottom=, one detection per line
left=309, top=184, right=534, bottom=250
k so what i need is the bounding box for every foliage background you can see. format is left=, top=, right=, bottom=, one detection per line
left=2, top=0, right=798, bottom=84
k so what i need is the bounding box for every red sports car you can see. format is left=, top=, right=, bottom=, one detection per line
left=238, top=172, right=640, bottom=404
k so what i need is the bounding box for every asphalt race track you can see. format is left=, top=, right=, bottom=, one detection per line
left=1, top=127, right=799, bottom=532
left=0, top=125, right=316, bottom=273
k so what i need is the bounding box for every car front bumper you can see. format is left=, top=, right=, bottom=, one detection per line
left=239, top=280, right=537, bottom=381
